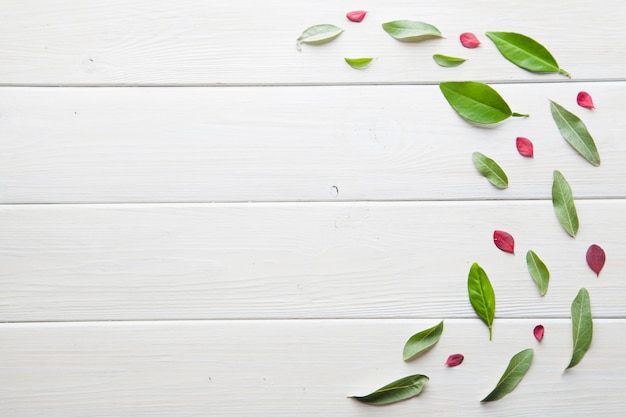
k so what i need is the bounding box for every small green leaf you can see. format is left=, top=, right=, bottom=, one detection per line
left=549, top=100, right=600, bottom=166
left=485, top=31, right=569, bottom=77
left=472, top=152, right=508, bottom=189
left=481, top=348, right=534, bottom=402
left=468, top=263, right=496, bottom=340
left=566, top=288, right=593, bottom=370
left=439, top=81, right=528, bottom=124
left=382, top=20, right=443, bottom=42
left=350, top=374, right=429, bottom=405
left=402, top=321, right=444, bottom=361
left=526, top=250, right=550, bottom=296
left=433, top=54, right=466, bottom=67
left=344, top=57, right=374, bottom=69
left=552, top=170, right=579, bottom=237
left=296, top=24, right=344, bottom=51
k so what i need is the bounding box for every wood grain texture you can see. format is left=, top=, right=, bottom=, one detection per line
left=1, top=82, right=623, bottom=203
left=1, top=319, right=625, bottom=416
left=0, top=0, right=624, bottom=85
left=1, top=201, right=623, bottom=322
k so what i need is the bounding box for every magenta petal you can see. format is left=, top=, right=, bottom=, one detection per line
left=533, top=325, right=544, bottom=342
left=460, top=32, right=480, bottom=48
left=445, top=353, right=464, bottom=367
left=493, top=230, right=515, bottom=253
left=516, top=137, right=534, bottom=157
left=586, top=244, right=606, bottom=276
left=577, top=91, right=595, bottom=109
left=346, top=10, right=367, bottom=22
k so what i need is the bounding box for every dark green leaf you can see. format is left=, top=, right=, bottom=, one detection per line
left=481, top=348, right=534, bottom=402
left=526, top=250, right=550, bottom=296
left=403, top=321, right=444, bottom=361
left=468, top=263, right=496, bottom=340
left=566, top=288, right=593, bottom=370
left=350, top=374, right=429, bottom=405
left=296, top=24, right=344, bottom=51
left=439, top=81, right=528, bottom=124
left=485, top=32, right=569, bottom=77
left=472, top=152, right=508, bottom=189
left=549, top=100, right=601, bottom=166
left=552, top=170, right=579, bottom=237
left=382, top=20, right=443, bottom=42
left=433, top=54, right=466, bottom=67
left=344, top=57, right=374, bottom=69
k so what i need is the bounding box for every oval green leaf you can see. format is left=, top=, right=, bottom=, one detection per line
left=472, top=152, right=508, bottom=189
left=433, top=54, right=466, bottom=67
left=552, top=170, right=579, bottom=237
left=566, top=288, right=593, bottom=370
left=439, top=81, right=528, bottom=124
left=481, top=348, right=534, bottom=402
left=350, top=374, right=429, bottom=405
left=344, top=57, right=374, bottom=69
left=526, top=250, right=549, bottom=296
left=382, top=20, right=443, bottom=42
left=402, top=321, right=444, bottom=361
left=468, top=263, right=496, bottom=340
left=485, top=31, right=569, bottom=77
left=549, top=100, right=600, bottom=166
left=296, top=24, right=344, bottom=51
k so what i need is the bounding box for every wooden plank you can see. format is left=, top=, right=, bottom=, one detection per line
left=0, top=0, right=624, bottom=85
left=1, top=83, right=623, bottom=203
left=1, top=201, right=623, bottom=322
left=1, top=319, right=624, bottom=416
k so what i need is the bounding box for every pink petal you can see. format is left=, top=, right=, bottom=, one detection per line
left=493, top=230, right=515, bottom=254
left=533, top=325, right=544, bottom=341
left=586, top=244, right=606, bottom=276
left=445, top=354, right=464, bottom=367
left=346, top=10, right=367, bottom=22
left=516, top=137, right=534, bottom=157
left=460, top=32, right=480, bottom=48
left=577, top=91, right=595, bottom=109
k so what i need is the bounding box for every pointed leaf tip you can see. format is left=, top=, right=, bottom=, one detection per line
left=586, top=244, right=606, bottom=277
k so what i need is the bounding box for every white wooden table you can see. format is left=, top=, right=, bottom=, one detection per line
left=1, top=1, right=625, bottom=415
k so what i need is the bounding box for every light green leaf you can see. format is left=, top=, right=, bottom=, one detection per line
left=403, top=321, right=444, bottom=361
left=552, top=170, right=579, bottom=237
left=433, top=54, right=466, bottom=67
left=549, top=100, right=601, bottom=166
left=468, top=263, right=496, bottom=340
left=439, top=81, right=528, bottom=124
left=566, top=288, right=593, bottom=370
left=485, top=31, right=569, bottom=77
left=481, top=348, right=534, bottom=402
left=350, top=374, right=429, bottom=405
left=296, top=24, right=344, bottom=51
left=472, top=152, right=508, bottom=189
left=526, top=250, right=549, bottom=296
left=344, top=57, right=374, bottom=69
left=382, top=20, right=443, bottom=42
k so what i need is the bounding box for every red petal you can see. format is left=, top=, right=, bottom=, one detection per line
left=460, top=32, right=480, bottom=48
left=445, top=354, right=464, bottom=367
left=577, top=91, right=595, bottom=109
left=586, top=244, right=606, bottom=276
left=346, top=10, right=367, bottom=22
left=516, top=137, right=534, bottom=157
left=493, top=230, right=515, bottom=254
left=533, top=325, right=544, bottom=341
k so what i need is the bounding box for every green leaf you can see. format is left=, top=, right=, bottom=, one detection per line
left=382, top=20, right=443, bottom=42
left=566, top=288, right=593, bottom=370
left=481, top=348, right=534, bottom=402
left=552, top=170, right=579, bottom=237
left=439, top=81, right=528, bottom=124
left=402, top=321, right=444, bottom=361
left=296, top=24, right=344, bottom=51
left=485, top=31, right=569, bottom=77
left=549, top=100, right=601, bottom=166
left=344, top=57, right=374, bottom=69
left=468, top=263, right=496, bottom=340
left=526, top=250, right=550, bottom=296
left=433, top=54, right=466, bottom=67
left=350, top=374, right=429, bottom=405
left=472, top=152, right=508, bottom=189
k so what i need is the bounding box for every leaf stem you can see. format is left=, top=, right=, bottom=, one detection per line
left=512, top=112, right=529, bottom=118
left=559, top=68, right=571, bottom=78
left=489, top=326, right=493, bottom=340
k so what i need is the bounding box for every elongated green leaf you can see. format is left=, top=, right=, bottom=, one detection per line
left=350, top=374, right=429, bottom=405
left=552, top=170, right=579, bottom=237
left=468, top=263, right=495, bottom=340
left=472, top=152, right=508, bottom=189
left=344, top=57, right=374, bottom=69
left=481, top=348, right=534, bottom=402
left=439, top=81, right=528, bottom=124
left=567, top=288, right=593, bottom=370
left=549, top=100, right=601, bottom=166
left=526, top=250, right=550, bottom=296
left=382, top=20, right=443, bottom=42
left=296, top=24, right=344, bottom=51
left=403, top=321, right=444, bottom=361
left=485, top=31, right=569, bottom=77
left=433, top=54, right=466, bottom=67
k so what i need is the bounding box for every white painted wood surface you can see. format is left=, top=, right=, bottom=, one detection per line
left=1, top=1, right=625, bottom=416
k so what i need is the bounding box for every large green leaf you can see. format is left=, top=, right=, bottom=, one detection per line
left=296, top=24, right=344, bottom=51
left=382, top=20, right=443, bottom=42
left=472, top=152, right=508, bottom=189
left=550, top=100, right=601, bottom=166
left=350, top=374, right=429, bottom=405
left=403, top=321, right=444, bottom=361
left=468, top=263, right=496, bottom=340
left=552, top=170, right=579, bottom=237
left=566, top=288, right=593, bottom=370
left=481, top=348, right=534, bottom=402
left=526, top=250, right=550, bottom=296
